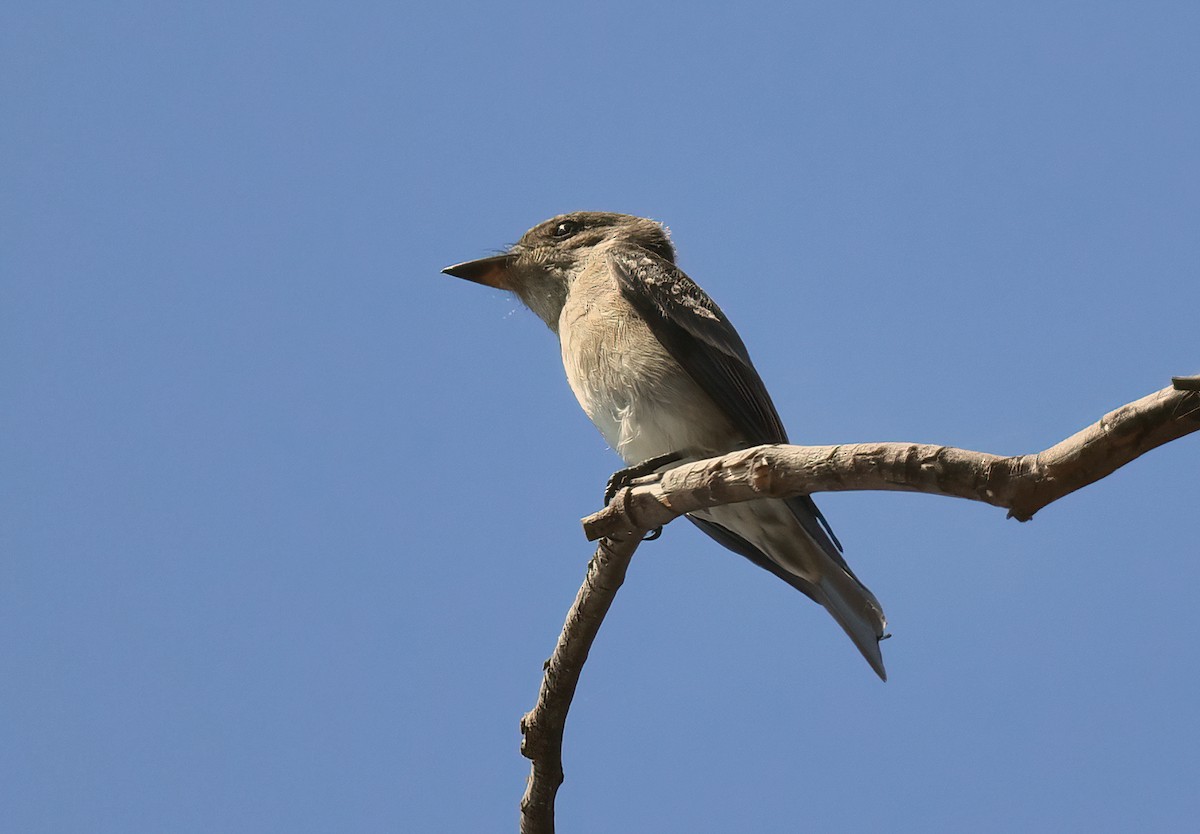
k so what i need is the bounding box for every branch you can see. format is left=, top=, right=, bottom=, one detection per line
left=519, top=535, right=642, bottom=834
left=520, top=377, right=1199, bottom=831
left=583, top=378, right=1200, bottom=540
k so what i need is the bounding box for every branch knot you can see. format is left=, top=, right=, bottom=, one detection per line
left=747, top=451, right=776, bottom=495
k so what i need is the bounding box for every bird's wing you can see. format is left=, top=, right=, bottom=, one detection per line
left=608, top=246, right=789, bottom=446
left=607, top=246, right=846, bottom=557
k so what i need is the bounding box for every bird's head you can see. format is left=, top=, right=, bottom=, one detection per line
left=442, top=212, right=674, bottom=327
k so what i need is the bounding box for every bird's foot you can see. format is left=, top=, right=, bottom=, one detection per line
left=603, top=451, right=686, bottom=506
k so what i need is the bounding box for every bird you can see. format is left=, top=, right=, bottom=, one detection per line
left=442, top=212, right=888, bottom=679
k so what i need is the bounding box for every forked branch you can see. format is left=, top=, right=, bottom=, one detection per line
left=519, top=377, right=1199, bottom=834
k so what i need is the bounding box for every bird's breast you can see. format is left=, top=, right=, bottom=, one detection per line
left=557, top=282, right=737, bottom=465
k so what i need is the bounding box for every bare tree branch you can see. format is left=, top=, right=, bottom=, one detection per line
left=519, top=377, right=1199, bottom=832
left=519, top=535, right=642, bottom=834
left=583, top=379, right=1200, bottom=540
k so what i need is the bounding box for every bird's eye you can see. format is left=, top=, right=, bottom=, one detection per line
left=552, top=220, right=582, bottom=239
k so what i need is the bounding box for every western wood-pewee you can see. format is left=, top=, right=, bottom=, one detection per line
left=444, top=212, right=888, bottom=679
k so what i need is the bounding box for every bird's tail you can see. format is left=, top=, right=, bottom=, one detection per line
left=782, top=494, right=888, bottom=680
left=813, top=566, right=888, bottom=681
left=689, top=497, right=888, bottom=680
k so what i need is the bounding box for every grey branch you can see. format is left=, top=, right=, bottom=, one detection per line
left=519, top=535, right=642, bottom=834
left=519, top=378, right=1199, bottom=833
left=583, top=379, right=1200, bottom=540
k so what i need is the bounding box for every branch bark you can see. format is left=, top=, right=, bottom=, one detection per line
left=519, top=377, right=1199, bottom=833
left=583, top=378, right=1200, bottom=540
left=519, top=535, right=642, bottom=834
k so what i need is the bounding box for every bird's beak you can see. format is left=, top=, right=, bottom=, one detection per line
left=441, top=253, right=515, bottom=290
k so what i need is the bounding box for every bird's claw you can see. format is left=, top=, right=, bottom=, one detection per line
left=602, top=472, right=629, bottom=507
left=603, top=450, right=686, bottom=505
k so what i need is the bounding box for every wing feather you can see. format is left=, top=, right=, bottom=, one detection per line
left=607, top=247, right=849, bottom=560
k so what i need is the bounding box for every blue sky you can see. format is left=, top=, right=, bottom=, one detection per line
left=3, top=3, right=1198, bottom=832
